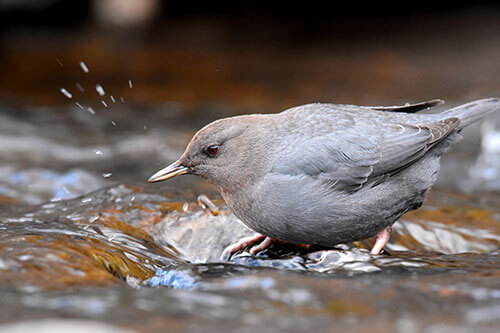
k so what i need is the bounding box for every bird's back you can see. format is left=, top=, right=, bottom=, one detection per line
left=228, top=98, right=500, bottom=247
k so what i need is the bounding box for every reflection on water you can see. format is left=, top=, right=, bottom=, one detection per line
left=0, top=105, right=499, bottom=331
left=468, top=121, right=500, bottom=191
left=0, top=168, right=108, bottom=204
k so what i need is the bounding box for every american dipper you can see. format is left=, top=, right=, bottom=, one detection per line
left=149, top=98, right=500, bottom=259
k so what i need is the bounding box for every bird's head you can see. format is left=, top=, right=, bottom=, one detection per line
left=148, top=115, right=270, bottom=193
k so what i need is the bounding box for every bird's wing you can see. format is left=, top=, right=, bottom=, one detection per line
left=372, top=117, right=460, bottom=176
left=271, top=117, right=460, bottom=192
left=370, top=99, right=443, bottom=113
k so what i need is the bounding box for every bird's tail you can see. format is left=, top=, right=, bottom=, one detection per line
left=444, top=98, right=500, bottom=129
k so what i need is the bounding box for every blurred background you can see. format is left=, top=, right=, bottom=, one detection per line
left=2, top=0, right=500, bottom=108
left=1, top=0, right=500, bottom=202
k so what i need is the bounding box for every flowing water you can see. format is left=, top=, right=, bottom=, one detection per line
left=0, top=101, right=499, bottom=332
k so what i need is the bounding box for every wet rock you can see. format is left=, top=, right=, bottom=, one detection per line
left=151, top=200, right=255, bottom=263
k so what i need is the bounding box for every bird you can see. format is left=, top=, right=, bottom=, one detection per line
left=148, top=98, right=500, bottom=260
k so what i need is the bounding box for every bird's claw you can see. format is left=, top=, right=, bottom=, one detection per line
left=221, top=233, right=275, bottom=261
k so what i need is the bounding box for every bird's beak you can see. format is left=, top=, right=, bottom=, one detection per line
left=148, top=161, right=189, bottom=183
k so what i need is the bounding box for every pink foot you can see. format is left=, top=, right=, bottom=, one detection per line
left=221, top=233, right=276, bottom=261
left=370, top=227, right=392, bottom=255
left=249, top=237, right=274, bottom=255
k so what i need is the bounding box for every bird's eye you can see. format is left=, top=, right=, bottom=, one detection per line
left=206, top=145, right=219, bottom=157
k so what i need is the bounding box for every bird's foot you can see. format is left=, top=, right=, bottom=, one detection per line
left=221, top=233, right=277, bottom=261
left=370, top=227, right=392, bottom=255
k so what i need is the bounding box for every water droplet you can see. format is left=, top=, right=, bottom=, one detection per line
left=183, top=202, right=189, bottom=212
left=89, top=216, right=99, bottom=223
left=56, top=58, right=64, bottom=67
left=60, top=88, right=72, bottom=99
left=87, top=107, right=96, bottom=115
left=120, top=96, right=125, bottom=103
left=102, top=173, right=112, bottom=178
left=81, top=197, right=92, bottom=203
left=94, top=149, right=103, bottom=155
left=75, top=102, right=84, bottom=109
left=144, top=125, right=147, bottom=131
left=96, top=84, right=105, bottom=96
left=110, top=95, right=115, bottom=103
left=76, top=83, right=84, bottom=92
left=128, top=80, right=133, bottom=88
left=101, top=100, right=108, bottom=107
left=80, top=61, right=89, bottom=73
left=111, top=121, right=117, bottom=126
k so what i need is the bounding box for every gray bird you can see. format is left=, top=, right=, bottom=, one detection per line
left=149, top=98, right=500, bottom=259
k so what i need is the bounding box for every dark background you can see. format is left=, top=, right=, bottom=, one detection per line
left=1, top=0, right=500, bottom=115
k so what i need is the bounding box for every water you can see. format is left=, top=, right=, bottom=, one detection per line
left=96, top=84, right=106, bottom=96
left=59, top=88, right=72, bottom=99
left=0, top=103, right=499, bottom=332
left=80, top=61, right=89, bottom=73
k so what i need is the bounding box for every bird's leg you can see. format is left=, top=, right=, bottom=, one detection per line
left=370, top=226, right=392, bottom=255
left=221, top=233, right=278, bottom=261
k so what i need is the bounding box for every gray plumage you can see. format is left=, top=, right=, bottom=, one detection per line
left=153, top=98, right=500, bottom=247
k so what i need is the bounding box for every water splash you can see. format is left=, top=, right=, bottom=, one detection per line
left=80, top=61, right=89, bottom=73
left=146, top=270, right=197, bottom=289
left=60, top=88, right=72, bottom=99
left=96, top=85, right=105, bottom=96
